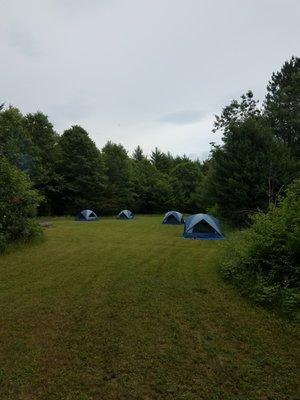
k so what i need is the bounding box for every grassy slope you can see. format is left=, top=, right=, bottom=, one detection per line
left=0, top=216, right=298, bottom=400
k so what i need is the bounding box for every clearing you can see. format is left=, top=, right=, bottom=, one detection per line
left=0, top=216, right=298, bottom=399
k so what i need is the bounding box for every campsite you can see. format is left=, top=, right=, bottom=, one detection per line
left=1, top=1, right=299, bottom=399
left=0, top=216, right=298, bottom=399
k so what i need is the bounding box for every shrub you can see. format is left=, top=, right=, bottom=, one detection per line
left=0, top=158, right=42, bottom=252
left=220, top=180, right=300, bottom=315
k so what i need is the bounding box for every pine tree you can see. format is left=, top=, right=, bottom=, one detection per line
left=264, top=56, right=300, bottom=155
left=150, top=147, right=174, bottom=173
left=202, top=118, right=296, bottom=225
left=132, top=145, right=145, bottom=161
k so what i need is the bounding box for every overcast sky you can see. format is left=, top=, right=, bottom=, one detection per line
left=1, top=0, right=299, bottom=159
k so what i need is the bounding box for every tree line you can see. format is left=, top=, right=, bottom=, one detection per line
left=0, top=107, right=205, bottom=216
left=1, top=56, right=299, bottom=227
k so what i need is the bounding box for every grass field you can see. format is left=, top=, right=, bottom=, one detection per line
left=0, top=216, right=298, bottom=400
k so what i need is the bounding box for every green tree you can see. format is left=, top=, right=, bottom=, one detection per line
left=220, top=180, right=300, bottom=315
left=131, top=158, right=174, bottom=213
left=132, top=145, right=146, bottom=161
left=202, top=118, right=296, bottom=225
left=102, top=141, right=134, bottom=213
left=0, top=157, right=41, bottom=251
left=264, top=56, right=300, bottom=155
left=171, top=161, right=203, bottom=212
left=150, top=172, right=175, bottom=212
left=58, top=125, right=106, bottom=215
left=213, top=90, right=261, bottom=135
left=0, top=106, right=32, bottom=171
left=150, top=147, right=174, bottom=173
left=24, top=112, right=60, bottom=214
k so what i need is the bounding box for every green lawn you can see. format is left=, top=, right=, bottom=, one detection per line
left=0, top=216, right=298, bottom=400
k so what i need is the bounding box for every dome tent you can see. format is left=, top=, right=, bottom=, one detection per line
left=117, top=210, right=134, bottom=219
left=162, top=211, right=184, bottom=225
left=75, top=209, right=98, bottom=221
left=183, top=213, right=224, bottom=240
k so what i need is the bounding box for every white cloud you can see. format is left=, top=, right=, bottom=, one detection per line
left=0, top=0, right=299, bottom=158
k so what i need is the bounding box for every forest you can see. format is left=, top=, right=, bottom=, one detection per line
left=1, top=57, right=298, bottom=221
left=0, top=56, right=299, bottom=314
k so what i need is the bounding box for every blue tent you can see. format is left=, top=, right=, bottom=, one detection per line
left=183, top=213, right=224, bottom=240
left=117, top=209, right=134, bottom=219
left=162, top=211, right=184, bottom=225
left=75, top=209, right=98, bottom=221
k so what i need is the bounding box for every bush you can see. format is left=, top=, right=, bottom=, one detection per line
left=220, top=180, right=300, bottom=315
left=0, top=158, right=42, bottom=252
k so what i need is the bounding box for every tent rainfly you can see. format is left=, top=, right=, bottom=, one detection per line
left=117, top=210, right=134, bottom=219
left=183, top=213, right=224, bottom=240
left=75, top=209, right=98, bottom=221
left=162, top=211, right=184, bottom=225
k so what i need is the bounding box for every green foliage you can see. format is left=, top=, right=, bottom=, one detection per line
left=102, top=141, right=134, bottom=213
left=0, top=107, right=61, bottom=215
left=0, top=158, right=41, bottom=252
left=131, top=152, right=203, bottom=214
left=149, top=172, right=175, bottom=212
left=150, top=147, right=175, bottom=173
left=132, top=145, right=146, bottom=161
left=213, top=90, right=261, bottom=135
left=171, top=161, right=203, bottom=213
left=131, top=158, right=174, bottom=213
left=202, top=117, right=296, bottom=225
left=0, top=101, right=205, bottom=217
left=58, top=125, right=106, bottom=215
left=24, top=112, right=61, bottom=214
left=220, top=180, right=300, bottom=315
left=0, top=106, right=32, bottom=171
left=1, top=56, right=298, bottom=224
left=264, top=56, right=300, bottom=155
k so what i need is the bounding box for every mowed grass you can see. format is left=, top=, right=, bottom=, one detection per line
left=0, top=216, right=298, bottom=400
